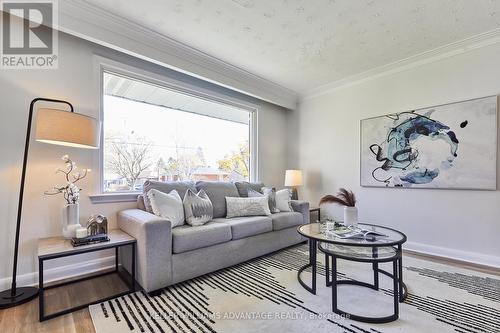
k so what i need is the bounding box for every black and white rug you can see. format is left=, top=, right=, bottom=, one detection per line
left=89, top=245, right=500, bottom=333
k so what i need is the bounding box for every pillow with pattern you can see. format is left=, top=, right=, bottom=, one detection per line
left=183, top=189, right=213, bottom=226
left=247, top=187, right=279, bottom=213
left=226, top=196, right=271, bottom=218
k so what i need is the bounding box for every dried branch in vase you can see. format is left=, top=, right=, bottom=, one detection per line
left=44, top=155, right=90, bottom=205
left=319, top=188, right=356, bottom=207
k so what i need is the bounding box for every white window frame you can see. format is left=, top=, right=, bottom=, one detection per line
left=90, top=56, right=258, bottom=202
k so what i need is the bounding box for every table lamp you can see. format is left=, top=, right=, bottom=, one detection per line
left=0, top=98, right=100, bottom=309
left=285, top=169, right=303, bottom=200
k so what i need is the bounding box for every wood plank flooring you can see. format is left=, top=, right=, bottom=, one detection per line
left=0, top=272, right=127, bottom=333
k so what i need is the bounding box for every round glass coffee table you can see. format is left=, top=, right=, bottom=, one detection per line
left=297, top=222, right=407, bottom=323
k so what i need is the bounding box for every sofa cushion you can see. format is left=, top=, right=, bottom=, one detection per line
left=234, top=181, right=265, bottom=197
left=143, top=180, right=196, bottom=213
left=172, top=222, right=232, bottom=254
left=196, top=181, right=240, bottom=218
left=212, top=216, right=272, bottom=240
left=271, top=212, right=303, bottom=231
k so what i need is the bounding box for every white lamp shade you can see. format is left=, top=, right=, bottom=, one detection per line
left=35, top=108, right=101, bottom=149
left=285, top=169, right=303, bottom=187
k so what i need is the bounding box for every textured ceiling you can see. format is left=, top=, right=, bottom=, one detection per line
left=84, top=0, right=500, bottom=93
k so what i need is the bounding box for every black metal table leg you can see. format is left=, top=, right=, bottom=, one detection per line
left=373, top=246, right=379, bottom=290
left=393, top=258, right=399, bottom=319
left=115, top=247, right=119, bottom=273
left=331, top=256, right=337, bottom=312
left=297, top=238, right=317, bottom=294
left=39, top=258, right=44, bottom=321
left=398, top=244, right=405, bottom=302
left=325, top=253, right=330, bottom=286
left=131, top=242, right=136, bottom=292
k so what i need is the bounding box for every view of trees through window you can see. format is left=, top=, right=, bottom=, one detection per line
left=102, top=72, right=252, bottom=192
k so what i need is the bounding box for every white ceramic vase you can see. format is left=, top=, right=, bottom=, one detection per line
left=62, top=203, right=81, bottom=239
left=344, top=206, right=358, bottom=227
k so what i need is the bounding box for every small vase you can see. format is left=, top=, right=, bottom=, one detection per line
left=344, top=206, right=358, bottom=227
left=62, top=203, right=81, bottom=239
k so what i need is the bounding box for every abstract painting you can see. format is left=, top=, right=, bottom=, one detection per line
left=360, top=96, right=497, bottom=189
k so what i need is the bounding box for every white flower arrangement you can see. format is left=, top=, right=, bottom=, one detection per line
left=44, top=155, right=90, bottom=205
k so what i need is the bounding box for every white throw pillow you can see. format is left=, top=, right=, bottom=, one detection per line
left=226, top=196, right=271, bottom=218
left=183, top=189, right=213, bottom=226
left=147, top=189, right=184, bottom=227
left=275, top=189, right=292, bottom=212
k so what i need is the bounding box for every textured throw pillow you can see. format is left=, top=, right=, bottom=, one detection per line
left=248, top=187, right=279, bottom=213
left=275, top=189, right=292, bottom=212
left=146, top=189, right=184, bottom=227
left=225, top=196, right=271, bottom=218
left=183, top=189, right=213, bottom=226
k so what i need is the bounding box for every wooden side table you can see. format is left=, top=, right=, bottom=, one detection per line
left=37, top=229, right=136, bottom=322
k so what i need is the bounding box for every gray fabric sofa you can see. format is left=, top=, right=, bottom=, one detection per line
left=118, top=180, right=309, bottom=293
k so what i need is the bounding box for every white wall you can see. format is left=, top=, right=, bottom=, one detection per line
left=0, top=32, right=290, bottom=288
left=291, top=42, right=500, bottom=267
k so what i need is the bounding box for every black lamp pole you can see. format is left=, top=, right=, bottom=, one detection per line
left=0, top=98, right=74, bottom=308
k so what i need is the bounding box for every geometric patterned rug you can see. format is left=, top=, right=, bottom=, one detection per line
left=89, top=244, right=500, bottom=333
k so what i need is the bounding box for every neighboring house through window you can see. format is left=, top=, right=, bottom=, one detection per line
left=101, top=71, right=255, bottom=193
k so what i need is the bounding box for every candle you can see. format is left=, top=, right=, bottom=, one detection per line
left=75, top=227, right=88, bottom=239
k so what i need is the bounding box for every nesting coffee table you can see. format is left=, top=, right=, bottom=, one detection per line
left=297, top=222, right=407, bottom=323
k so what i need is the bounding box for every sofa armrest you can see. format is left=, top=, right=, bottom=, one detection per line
left=118, top=209, right=172, bottom=292
left=291, top=200, right=310, bottom=224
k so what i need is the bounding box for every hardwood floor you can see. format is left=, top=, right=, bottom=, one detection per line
left=0, top=252, right=498, bottom=333
left=0, top=272, right=127, bottom=333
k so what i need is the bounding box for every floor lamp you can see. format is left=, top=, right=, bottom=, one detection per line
left=0, top=98, right=100, bottom=309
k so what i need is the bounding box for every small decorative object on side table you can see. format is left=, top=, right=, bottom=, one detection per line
left=70, top=214, right=110, bottom=247
left=37, top=229, right=136, bottom=322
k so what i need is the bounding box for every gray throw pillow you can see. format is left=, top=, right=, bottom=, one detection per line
left=226, top=196, right=271, bottom=218
left=248, top=187, right=279, bottom=213
left=183, top=189, right=213, bottom=226
left=234, top=181, right=265, bottom=197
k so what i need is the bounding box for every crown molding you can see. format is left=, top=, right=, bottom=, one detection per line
left=301, top=28, right=500, bottom=101
left=57, top=0, right=298, bottom=110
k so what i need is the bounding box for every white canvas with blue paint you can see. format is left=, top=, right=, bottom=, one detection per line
left=360, top=96, right=497, bottom=189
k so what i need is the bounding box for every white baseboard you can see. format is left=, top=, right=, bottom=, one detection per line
left=0, top=256, right=115, bottom=291
left=405, top=241, right=500, bottom=269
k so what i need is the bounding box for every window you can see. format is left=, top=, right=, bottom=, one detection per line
left=101, top=71, right=254, bottom=193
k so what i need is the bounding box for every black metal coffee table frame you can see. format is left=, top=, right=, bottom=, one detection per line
left=297, top=223, right=407, bottom=324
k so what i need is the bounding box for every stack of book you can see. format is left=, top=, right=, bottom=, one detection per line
left=71, top=234, right=110, bottom=247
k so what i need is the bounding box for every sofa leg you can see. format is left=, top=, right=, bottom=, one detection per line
left=148, top=289, right=163, bottom=297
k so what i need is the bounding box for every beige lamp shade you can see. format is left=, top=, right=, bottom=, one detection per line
left=35, top=108, right=101, bottom=149
left=285, top=169, right=303, bottom=187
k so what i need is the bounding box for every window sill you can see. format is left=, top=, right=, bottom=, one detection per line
left=89, top=192, right=139, bottom=204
